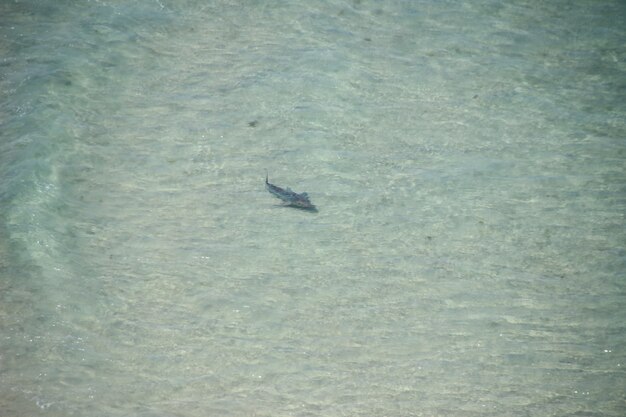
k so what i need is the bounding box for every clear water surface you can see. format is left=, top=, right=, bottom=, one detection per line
left=1, top=1, right=625, bottom=416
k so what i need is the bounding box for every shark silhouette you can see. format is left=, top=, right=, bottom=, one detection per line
left=265, top=172, right=317, bottom=211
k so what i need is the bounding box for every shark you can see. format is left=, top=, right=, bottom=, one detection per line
left=265, top=172, right=317, bottom=211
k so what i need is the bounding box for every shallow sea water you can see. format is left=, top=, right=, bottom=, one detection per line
left=1, top=1, right=625, bottom=416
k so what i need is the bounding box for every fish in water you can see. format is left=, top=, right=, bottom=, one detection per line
left=265, top=172, right=317, bottom=211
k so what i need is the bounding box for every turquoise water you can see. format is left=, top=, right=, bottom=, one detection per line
left=1, top=1, right=625, bottom=416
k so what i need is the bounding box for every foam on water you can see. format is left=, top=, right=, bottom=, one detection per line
left=1, top=1, right=625, bottom=416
